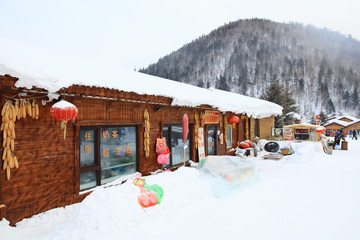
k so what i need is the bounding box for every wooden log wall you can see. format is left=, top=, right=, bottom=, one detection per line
left=0, top=77, right=247, bottom=225
left=258, top=116, right=275, bottom=140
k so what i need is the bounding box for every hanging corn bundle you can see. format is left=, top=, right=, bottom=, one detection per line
left=194, top=112, right=199, bottom=149
left=200, top=112, right=205, bottom=127
left=143, top=109, right=150, bottom=158
left=223, top=115, right=228, bottom=145
left=1, top=98, right=40, bottom=180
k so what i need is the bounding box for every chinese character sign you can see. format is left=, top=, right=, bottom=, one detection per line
left=198, top=127, right=205, bottom=160
left=204, top=110, right=220, bottom=124
left=80, top=130, right=95, bottom=168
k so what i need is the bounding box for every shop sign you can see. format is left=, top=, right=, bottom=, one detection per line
left=283, top=127, right=293, bottom=140
left=198, top=127, right=205, bottom=160
left=205, top=110, right=220, bottom=124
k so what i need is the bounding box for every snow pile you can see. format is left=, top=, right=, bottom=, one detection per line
left=197, top=155, right=259, bottom=197
left=2, top=139, right=360, bottom=240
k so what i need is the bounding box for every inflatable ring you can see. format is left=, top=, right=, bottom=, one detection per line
left=264, top=141, right=280, bottom=152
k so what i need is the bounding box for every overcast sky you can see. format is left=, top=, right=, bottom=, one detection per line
left=1, top=0, right=359, bottom=70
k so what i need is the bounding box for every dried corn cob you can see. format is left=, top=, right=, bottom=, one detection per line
left=35, top=100, right=39, bottom=119
left=14, top=155, right=19, bottom=169
left=6, top=165, right=10, bottom=180
left=26, top=100, right=32, bottom=117
left=3, top=159, right=7, bottom=171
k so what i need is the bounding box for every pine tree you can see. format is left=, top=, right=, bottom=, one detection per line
left=217, top=74, right=229, bottom=91
left=197, top=80, right=204, bottom=88
left=319, top=111, right=327, bottom=125
left=282, top=86, right=298, bottom=125
left=261, top=79, right=298, bottom=127
left=326, top=99, right=335, bottom=114
left=343, top=91, right=351, bottom=110
left=351, top=87, right=359, bottom=109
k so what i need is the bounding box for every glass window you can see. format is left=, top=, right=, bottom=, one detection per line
left=79, top=126, right=137, bottom=191
left=163, top=125, right=190, bottom=167
left=80, top=130, right=95, bottom=167
left=254, top=119, right=259, bottom=138
left=79, top=171, right=97, bottom=191
left=294, top=129, right=310, bottom=140
left=100, top=127, right=137, bottom=185
left=226, top=125, right=232, bottom=147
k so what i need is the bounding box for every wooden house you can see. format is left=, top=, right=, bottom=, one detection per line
left=323, top=116, right=360, bottom=137
left=0, top=68, right=282, bottom=225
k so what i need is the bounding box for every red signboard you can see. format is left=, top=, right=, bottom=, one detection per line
left=205, top=110, right=220, bottom=124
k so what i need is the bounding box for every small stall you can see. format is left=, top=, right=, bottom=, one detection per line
left=282, top=124, right=324, bottom=142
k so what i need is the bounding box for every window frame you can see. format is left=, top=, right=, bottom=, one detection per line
left=226, top=124, right=232, bottom=148
left=163, top=124, right=191, bottom=167
left=79, top=125, right=138, bottom=191
left=206, top=125, right=217, bottom=156
left=254, top=119, right=259, bottom=138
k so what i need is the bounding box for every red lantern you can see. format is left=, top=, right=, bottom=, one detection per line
left=227, top=116, right=239, bottom=128
left=50, top=100, right=78, bottom=139
left=316, top=127, right=326, bottom=133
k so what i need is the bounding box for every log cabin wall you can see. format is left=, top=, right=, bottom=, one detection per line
left=0, top=77, right=249, bottom=225
left=258, top=116, right=275, bottom=140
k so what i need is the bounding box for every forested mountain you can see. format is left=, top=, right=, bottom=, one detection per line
left=140, top=19, right=360, bottom=118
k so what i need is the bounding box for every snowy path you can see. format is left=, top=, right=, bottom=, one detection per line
left=1, top=139, right=360, bottom=240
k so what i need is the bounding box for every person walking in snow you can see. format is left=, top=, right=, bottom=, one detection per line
left=334, top=128, right=345, bottom=147
left=353, top=129, right=358, bottom=140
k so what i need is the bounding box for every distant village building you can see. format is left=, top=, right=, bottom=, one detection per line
left=323, top=116, right=360, bottom=136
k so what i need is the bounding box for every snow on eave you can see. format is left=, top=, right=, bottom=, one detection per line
left=283, top=123, right=321, bottom=128
left=323, top=120, right=350, bottom=127
left=208, top=88, right=283, bottom=118
left=1, top=59, right=281, bottom=119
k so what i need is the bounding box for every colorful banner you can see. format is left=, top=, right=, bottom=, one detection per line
left=198, top=127, right=205, bottom=160
left=272, top=127, right=284, bottom=140
left=283, top=127, right=293, bottom=140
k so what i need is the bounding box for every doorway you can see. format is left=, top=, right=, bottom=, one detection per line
left=207, top=126, right=217, bottom=155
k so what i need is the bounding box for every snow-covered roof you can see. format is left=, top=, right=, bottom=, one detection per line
left=324, top=116, right=360, bottom=127
left=0, top=37, right=282, bottom=118
left=283, top=123, right=320, bottom=128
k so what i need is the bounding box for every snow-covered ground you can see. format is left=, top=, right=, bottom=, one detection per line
left=1, top=138, right=360, bottom=240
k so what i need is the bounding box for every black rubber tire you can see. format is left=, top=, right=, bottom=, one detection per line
left=264, top=142, right=280, bottom=152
